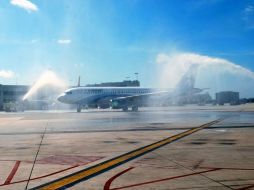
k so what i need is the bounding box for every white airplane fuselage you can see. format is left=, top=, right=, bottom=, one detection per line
left=58, top=87, right=163, bottom=105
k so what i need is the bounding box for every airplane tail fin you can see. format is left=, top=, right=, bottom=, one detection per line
left=175, top=65, right=198, bottom=92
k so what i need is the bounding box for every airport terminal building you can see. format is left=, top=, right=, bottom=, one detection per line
left=85, top=80, right=140, bottom=87
left=215, top=91, right=239, bottom=105
left=0, top=84, right=29, bottom=111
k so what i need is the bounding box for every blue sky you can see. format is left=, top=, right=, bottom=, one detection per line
left=0, top=0, right=254, bottom=89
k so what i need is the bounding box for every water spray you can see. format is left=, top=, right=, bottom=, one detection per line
left=156, top=52, right=254, bottom=98
left=23, top=70, right=67, bottom=101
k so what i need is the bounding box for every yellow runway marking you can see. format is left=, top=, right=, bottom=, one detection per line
left=30, top=119, right=223, bottom=190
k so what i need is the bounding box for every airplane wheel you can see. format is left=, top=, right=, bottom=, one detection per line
left=122, top=106, right=128, bottom=112
left=131, top=106, right=138, bottom=112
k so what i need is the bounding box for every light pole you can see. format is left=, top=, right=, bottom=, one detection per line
left=134, top=72, right=139, bottom=81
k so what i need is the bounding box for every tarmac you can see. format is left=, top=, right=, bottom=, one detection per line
left=0, top=104, right=254, bottom=190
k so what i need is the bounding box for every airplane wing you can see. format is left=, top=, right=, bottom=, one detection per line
left=110, top=90, right=188, bottom=108
left=112, top=90, right=170, bottom=102
left=111, top=87, right=206, bottom=106
left=109, top=91, right=170, bottom=108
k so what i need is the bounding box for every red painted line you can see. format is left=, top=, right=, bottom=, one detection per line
left=105, top=168, right=219, bottom=190
left=236, top=184, right=254, bottom=190
left=104, top=167, right=134, bottom=190
left=0, top=165, right=79, bottom=187
left=3, top=161, right=21, bottom=185
left=135, top=163, right=176, bottom=169
left=198, top=166, right=254, bottom=171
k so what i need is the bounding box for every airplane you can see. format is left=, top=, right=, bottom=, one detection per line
left=57, top=66, right=204, bottom=112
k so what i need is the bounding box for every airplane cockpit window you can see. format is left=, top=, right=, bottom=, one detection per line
left=66, top=91, right=72, bottom=95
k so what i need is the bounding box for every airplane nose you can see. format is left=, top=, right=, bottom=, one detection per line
left=57, top=95, right=64, bottom=102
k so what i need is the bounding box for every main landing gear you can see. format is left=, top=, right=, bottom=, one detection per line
left=122, top=106, right=128, bottom=112
left=122, top=105, right=139, bottom=112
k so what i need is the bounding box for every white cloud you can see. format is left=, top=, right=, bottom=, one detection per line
left=242, top=5, right=254, bottom=29
left=30, top=39, right=39, bottom=44
left=57, top=39, right=72, bottom=44
left=10, top=0, right=38, bottom=12
left=0, top=70, right=15, bottom=78
left=244, top=5, right=254, bottom=14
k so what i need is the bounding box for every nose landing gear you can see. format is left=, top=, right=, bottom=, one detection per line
left=122, top=105, right=138, bottom=112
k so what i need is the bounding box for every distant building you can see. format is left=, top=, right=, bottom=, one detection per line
left=215, top=91, right=239, bottom=105
left=0, top=84, right=63, bottom=111
left=85, top=80, right=140, bottom=87
left=0, top=84, right=29, bottom=110
left=240, top=98, right=254, bottom=104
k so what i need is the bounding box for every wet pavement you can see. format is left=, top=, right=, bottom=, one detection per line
left=0, top=105, right=253, bottom=190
